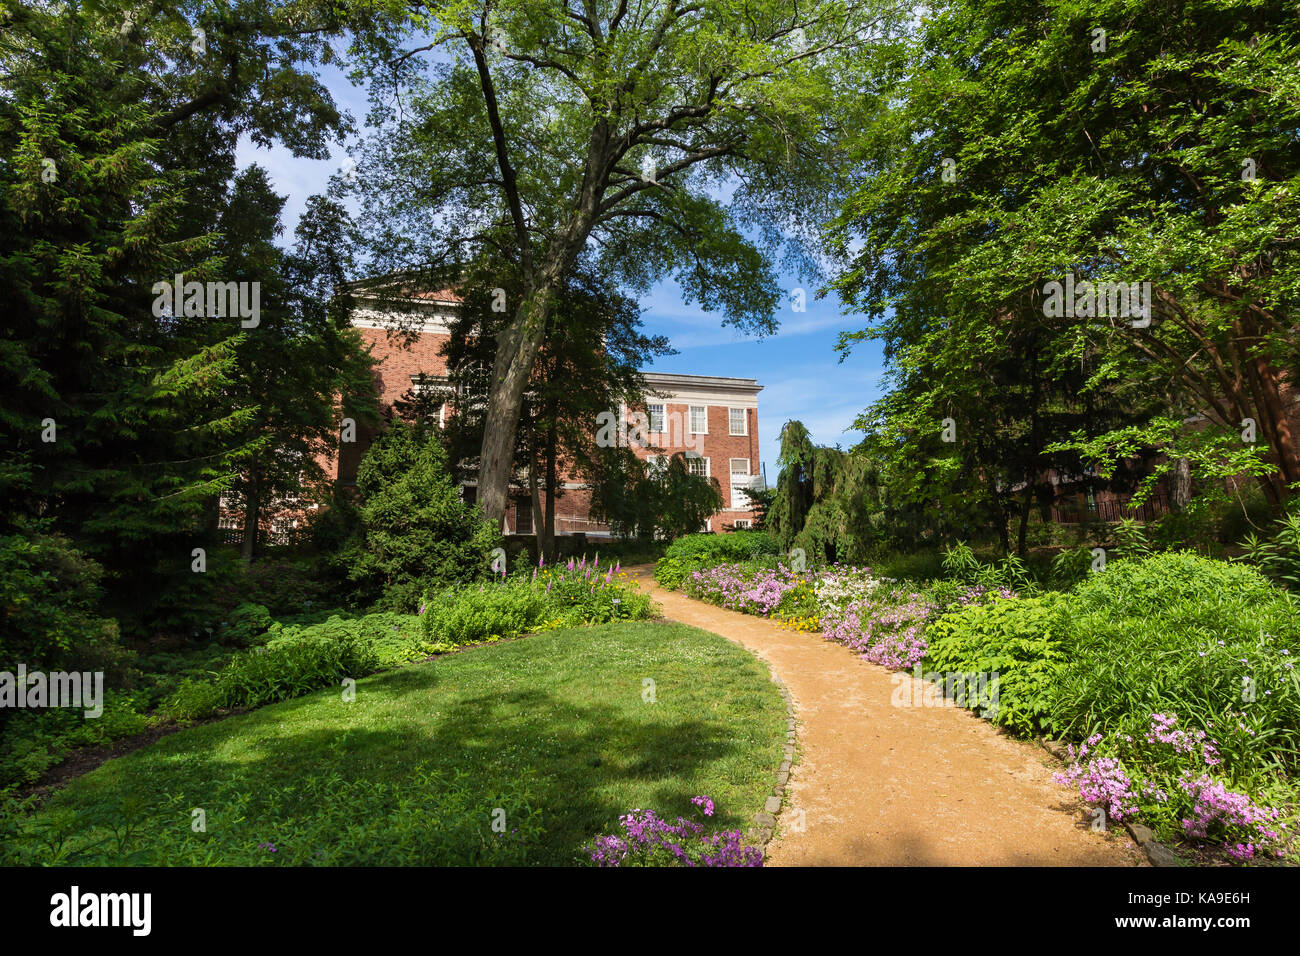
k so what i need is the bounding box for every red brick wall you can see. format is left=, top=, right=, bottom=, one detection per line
left=312, top=327, right=763, bottom=535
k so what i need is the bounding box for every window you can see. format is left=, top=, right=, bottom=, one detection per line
left=689, top=405, right=708, bottom=435
left=647, top=454, right=668, bottom=475
left=730, top=458, right=750, bottom=508
left=686, top=455, right=709, bottom=478
left=647, top=403, right=665, bottom=433
left=514, top=499, right=533, bottom=534
left=729, top=407, right=747, bottom=436
left=733, top=519, right=752, bottom=529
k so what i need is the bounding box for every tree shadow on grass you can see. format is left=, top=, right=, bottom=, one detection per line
left=22, top=667, right=768, bottom=866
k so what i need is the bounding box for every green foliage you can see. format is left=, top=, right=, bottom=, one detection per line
left=164, top=631, right=381, bottom=721
left=654, top=531, right=781, bottom=589
left=831, top=0, right=1300, bottom=551
left=217, top=603, right=275, bottom=647
left=1046, top=554, right=1300, bottom=773
left=588, top=450, right=725, bottom=542
left=4, top=765, right=545, bottom=866
left=923, top=595, right=1071, bottom=736
left=1238, top=502, right=1300, bottom=592
left=341, top=421, right=501, bottom=610
left=1050, top=545, right=1095, bottom=589
left=0, top=528, right=130, bottom=679
left=924, top=552, right=1300, bottom=786
left=421, top=563, right=655, bottom=646
left=420, top=586, right=550, bottom=647
left=243, top=554, right=335, bottom=616
left=940, top=542, right=1037, bottom=594
left=0, top=691, right=150, bottom=790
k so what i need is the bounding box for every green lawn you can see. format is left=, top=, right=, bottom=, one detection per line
left=3, top=621, right=785, bottom=866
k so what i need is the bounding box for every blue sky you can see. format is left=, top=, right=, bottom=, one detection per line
left=235, top=64, right=886, bottom=478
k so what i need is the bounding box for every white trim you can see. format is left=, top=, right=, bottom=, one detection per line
left=685, top=455, right=710, bottom=479
left=646, top=402, right=665, bottom=433
left=689, top=405, right=708, bottom=435
left=351, top=307, right=454, bottom=335
left=729, top=407, right=748, bottom=436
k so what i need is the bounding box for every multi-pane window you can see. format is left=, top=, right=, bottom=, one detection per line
left=689, top=405, right=708, bottom=434
left=647, top=403, right=665, bottom=433
left=730, top=458, right=750, bottom=507
left=729, top=407, right=747, bottom=436
left=686, top=456, right=708, bottom=478
left=647, top=454, right=668, bottom=475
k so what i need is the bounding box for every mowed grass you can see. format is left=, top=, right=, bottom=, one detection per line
left=4, top=621, right=785, bottom=866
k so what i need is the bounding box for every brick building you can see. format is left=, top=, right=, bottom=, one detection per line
left=323, top=284, right=765, bottom=538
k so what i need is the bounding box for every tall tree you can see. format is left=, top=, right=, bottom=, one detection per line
left=437, top=268, right=673, bottom=559
left=0, top=0, right=371, bottom=630
left=217, top=171, right=379, bottom=561
left=354, top=0, right=905, bottom=523
left=830, top=0, right=1300, bottom=523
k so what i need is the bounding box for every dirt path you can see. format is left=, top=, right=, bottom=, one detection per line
left=628, top=567, right=1144, bottom=867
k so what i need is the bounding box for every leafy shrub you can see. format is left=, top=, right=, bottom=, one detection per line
left=163, top=630, right=381, bottom=720
left=0, top=691, right=149, bottom=789
left=1050, top=545, right=1095, bottom=588
left=941, top=542, right=1038, bottom=594
left=654, top=531, right=780, bottom=589
left=270, top=612, right=431, bottom=667
left=420, top=558, right=655, bottom=647
left=869, top=549, right=948, bottom=582
left=244, top=555, right=334, bottom=615
left=1237, top=506, right=1300, bottom=592
left=1044, top=553, right=1300, bottom=772
left=420, top=585, right=549, bottom=646
left=0, top=528, right=131, bottom=680
left=339, top=421, right=501, bottom=611
left=217, top=603, right=274, bottom=646
left=922, top=594, right=1070, bottom=736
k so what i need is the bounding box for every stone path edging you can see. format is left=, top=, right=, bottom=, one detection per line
left=747, top=674, right=796, bottom=853
left=630, top=566, right=1145, bottom=866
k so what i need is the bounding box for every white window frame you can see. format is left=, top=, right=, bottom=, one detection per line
left=733, top=519, right=752, bottom=529
left=689, top=405, right=708, bottom=435
left=647, top=403, right=665, bottom=433
left=729, top=458, right=751, bottom=509
left=686, top=455, right=709, bottom=479
left=729, top=407, right=747, bottom=436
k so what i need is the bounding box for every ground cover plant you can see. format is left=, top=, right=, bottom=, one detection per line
left=1, top=622, right=785, bottom=866
left=659, top=547, right=1300, bottom=862
left=588, top=795, right=763, bottom=867
left=653, top=531, right=781, bottom=590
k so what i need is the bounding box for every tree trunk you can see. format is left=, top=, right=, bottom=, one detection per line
left=528, top=454, right=542, bottom=544
left=1016, top=482, right=1033, bottom=557
left=543, top=424, right=558, bottom=562
left=477, top=290, right=556, bottom=524
left=240, top=467, right=260, bottom=562
left=1171, top=457, right=1192, bottom=511
left=987, top=484, right=1009, bottom=555
left=1254, top=355, right=1299, bottom=510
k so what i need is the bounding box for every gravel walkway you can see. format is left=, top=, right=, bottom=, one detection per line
left=628, top=567, right=1145, bottom=866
